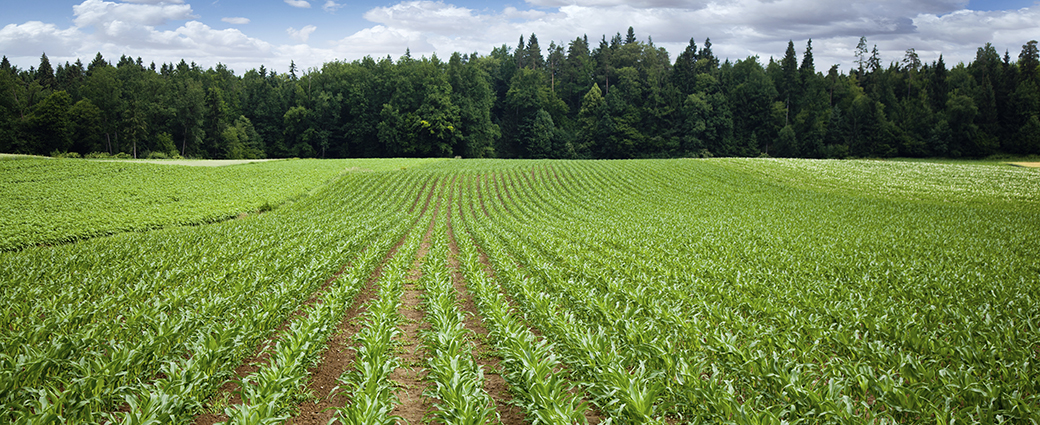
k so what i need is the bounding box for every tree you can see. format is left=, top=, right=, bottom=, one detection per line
left=560, top=35, right=595, bottom=112
left=577, top=84, right=607, bottom=157
left=778, top=40, right=799, bottom=125
left=1019, top=40, right=1039, bottom=84
left=26, top=90, right=72, bottom=154
left=546, top=41, right=565, bottom=93
left=521, top=109, right=555, bottom=158
left=774, top=124, right=798, bottom=157
left=283, top=105, right=315, bottom=157
left=37, top=53, right=55, bottom=89
left=526, top=34, right=544, bottom=70
left=171, top=68, right=206, bottom=157
left=449, top=52, right=499, bottom=158
left=625, top=27, right=637, bottom=45
left=223, top=115, right=265, bottom=159
left=727, top=57, right=779, bottom=155
left=672, top=38, right=698, bottom=95
left=81, top=65, right=122, bottom=153
left=855, top=37, right=869, bottom=74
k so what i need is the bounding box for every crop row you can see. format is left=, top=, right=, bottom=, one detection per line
left=447, top=160, right=1039, bottom=423
left=3, top=158, right=1038, bottom=424
left=0, top=165, right=433, bottom=423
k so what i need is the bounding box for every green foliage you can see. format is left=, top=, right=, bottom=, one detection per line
left=0, top=158, right=433, bottom=250
left=1, top=158, right=1038, bottom=424
left=3, top=38, right=1040, bottom=160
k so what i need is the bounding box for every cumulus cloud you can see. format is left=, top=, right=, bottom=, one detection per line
left=525, top=0, right=711, bottom=8
left=285, top=0, right=311, bottom=8
left=333, top=25, right=431, bottom=56
left=222, top=17, right=250, bottom=25
left=2, top=0, right=1037, bottom=75
left=363, top=1, right=489, bottom=34
left=0, top=21, right=82, bottom=57
left=287, top=25, right=318, bottom=42
left=73, top=0, right=195, bottom=29
left=152, top=21, right=272, bottom=58
left=323, top=1, right=344, bottom=12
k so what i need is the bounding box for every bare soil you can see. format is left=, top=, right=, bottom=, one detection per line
left=445, top=208, right=526, bottom=425
left=192, top=263, right=350, bottom=425
left=390, top=199, right=440, bottom=425
left=285, top=231, right=412, bottom=425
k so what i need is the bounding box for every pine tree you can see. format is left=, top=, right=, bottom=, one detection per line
left=855, top=36, right=869, bottom=74
left=868, top=45, right=882, bottom=73
left=37, top=53, right=55, bottom=89
left=672, top=38, right=698, bottom=95
left=625, top=27, right=636, bottom=45
left=526, top=34, right=544, bottom=70
left=779, top=41, right=799, bottom=125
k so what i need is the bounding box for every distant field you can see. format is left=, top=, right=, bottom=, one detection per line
left=0, top=157, right=441, bottom=250
left=1010, top=161, right=1040, bottom=168
left=90, top=158, right=283, bottom=166
left=1, top=158, right=1037, bottom=424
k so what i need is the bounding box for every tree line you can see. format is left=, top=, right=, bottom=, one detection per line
left=2, top=29, right=1038, bottom=160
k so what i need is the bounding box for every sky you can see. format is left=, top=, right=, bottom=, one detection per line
left=1, top=0, right=1038, bottom=75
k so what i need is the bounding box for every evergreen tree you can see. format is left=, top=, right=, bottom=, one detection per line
left=855, top=36, right=869, bottom=74
left=37, top=53, right=55, bottom=89
left=778, top=40, right=799, bottom=125
left=526, top=34, right=544, bottom=70
left=560, top=35, right=595, bottom=113
left=26, top=90, right=72, bottom=154
left=625, top=27, right=637, bottom=44
left=577, top=84, right=607, bottom=157
left=672, top=38, right=698, bottom=95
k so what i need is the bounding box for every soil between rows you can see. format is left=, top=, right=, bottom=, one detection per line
left=445, top=209, right=525, bottom=425
left=286, top=229, right=414, bottom=425
left=389, top=199, right=440, bottom=424
left=191, top=261, right=351, bottom=425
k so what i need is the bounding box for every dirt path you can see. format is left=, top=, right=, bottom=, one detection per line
left=445, top=201, right=526, bottom=425
left=390, top=196, right=440, bottom=424
left=190, top=260, right=354, bottom=425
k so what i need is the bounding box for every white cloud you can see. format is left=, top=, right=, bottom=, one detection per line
left=525, top=0, right=711, bottom=8
left=2, top=0, right=1038, bottom=76
left=285, top=0, right=312, bottom=9
left=0, top=21, right=82, bottom=57
left=73, top=0, right=195, bottom=29
left=222, top=17, right=250, bottom=25
left=363, top=1, right=488, bottom=34
left=333, top=25, right=431, bottom=57
left=287, top=25, right=318, bottom=42
left=323, top=1, right=344, bottom=12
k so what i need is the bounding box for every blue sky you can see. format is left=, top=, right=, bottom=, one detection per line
left=2, top=0, right=1038, bottom=74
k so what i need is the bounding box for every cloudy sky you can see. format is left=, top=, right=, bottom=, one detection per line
left=1, top=0, right=1038, bottom=75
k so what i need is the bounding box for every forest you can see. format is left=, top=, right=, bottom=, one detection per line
left=1, top=28, right=1038, bottom=159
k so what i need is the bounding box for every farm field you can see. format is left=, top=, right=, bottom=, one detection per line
left=0, top=157, right=440, bottom=250
left=1, top=158, right=1038, bottom=424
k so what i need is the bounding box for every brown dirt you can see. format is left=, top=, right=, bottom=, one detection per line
left=408, top=177, right=431, bottom=214
left=283, top=229, right=413, bottom=425
left=445, top=209, right=525, bottom=425
left=190, top=262, right=351, bottom=425
left=1009, top=161, right=1040, bottom=168
left=463, top=231, right=602, bottom=425
left=477, top=175, right=490, bottom=218
left=391, top=198, right=440, bottom=425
